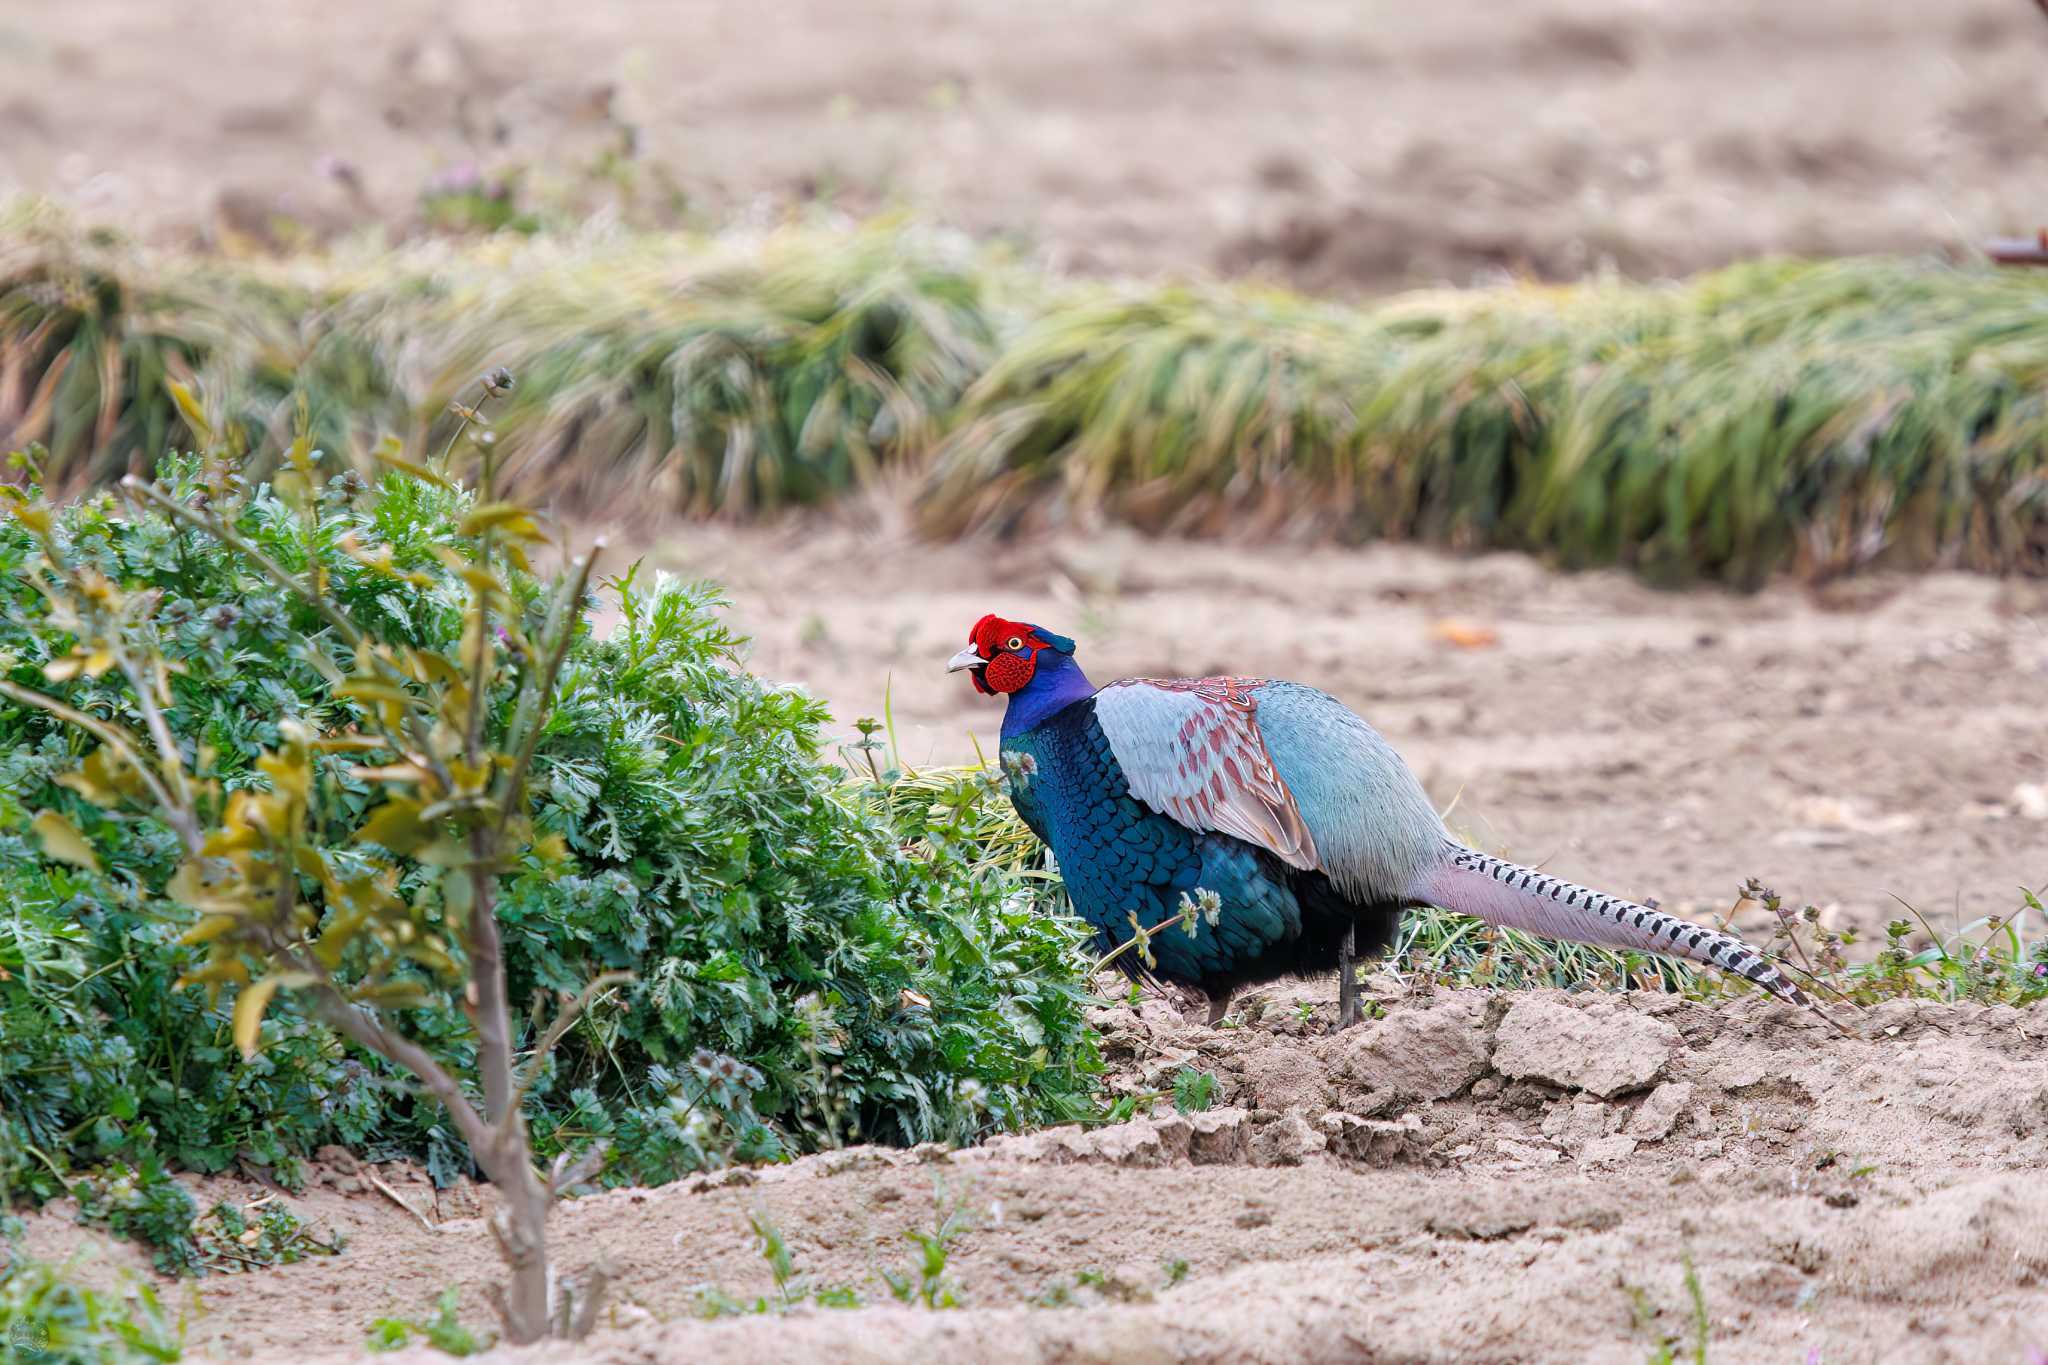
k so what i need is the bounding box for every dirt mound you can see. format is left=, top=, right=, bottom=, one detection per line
left=25, top=978, right=2044, bottom=1363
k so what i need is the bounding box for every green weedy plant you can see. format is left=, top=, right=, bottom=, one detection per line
left=1744, top=878, right=2048, bottom=1007
left=365, top=1288, right=485, bottom=1357
left=689, top=1209, right=863, bottom=1318
left=2, top=372, right=617, bottom=1343
left=0, top=1222, right=183, bottom=1364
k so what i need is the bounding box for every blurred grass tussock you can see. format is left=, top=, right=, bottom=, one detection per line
left=4, top=204, right=2045, bottom=585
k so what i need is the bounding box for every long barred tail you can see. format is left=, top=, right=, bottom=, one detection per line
left=1412, top=841, right=1813, bottom=1011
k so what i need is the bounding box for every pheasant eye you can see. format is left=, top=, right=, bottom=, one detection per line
left=1006, top=635, right=1024, bottom=651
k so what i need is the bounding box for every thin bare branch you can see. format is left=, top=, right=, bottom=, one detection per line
left=283, top=960, right=494, bottom=1161
left=567, top=1259, right=616, bottom=1341
left=546, top=1138, right=611, bottom=1200
left=112, top=645, right=201, bottom=853
left=127, top=478, right=365, bottom=649
left=0, top=678, right=195, bottom=855
left=365, top=1172, right=437, bottom=1232
left=515, top=969, right=635, bottom=1112
left=465, top=846, right=517, bottom=1128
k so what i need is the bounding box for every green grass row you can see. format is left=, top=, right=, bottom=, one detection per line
left=5, top=204, right=2046, bottom=584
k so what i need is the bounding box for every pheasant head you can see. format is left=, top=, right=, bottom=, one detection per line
left=946, top=613, right=1079, bottom=696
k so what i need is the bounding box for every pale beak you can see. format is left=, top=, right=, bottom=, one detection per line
left=946, top=646, right=984, bottom=673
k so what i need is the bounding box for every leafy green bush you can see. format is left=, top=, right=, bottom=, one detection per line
left=0, top=444, right=1098, bottom=1228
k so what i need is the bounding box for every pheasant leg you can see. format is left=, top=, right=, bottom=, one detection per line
left=1336, top=924, right=1359, bottom=1030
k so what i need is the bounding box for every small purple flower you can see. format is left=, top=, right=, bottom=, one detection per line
left=427, top=160, right=483, bottom=196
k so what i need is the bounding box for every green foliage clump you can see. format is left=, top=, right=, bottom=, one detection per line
left=0, top=1236, right=182, bottom=1364
left=366, top=1288, right=485, bottom=1357
left=1170, top=1066, right=1216, bottom=1114
left=0, top=449, right=1098, bottom=1221
left=67, top=1163, right=201, bottom=1276
left=5, top=210, right=2047, bottom=585
left=1748, top=879, right=2048, bottom=1007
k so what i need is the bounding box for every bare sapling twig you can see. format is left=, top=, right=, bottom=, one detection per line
left=5, top=370, right=626, bottom=1345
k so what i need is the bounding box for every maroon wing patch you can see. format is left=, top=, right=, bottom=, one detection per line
left=1092, top=677, right=1320, bottom=870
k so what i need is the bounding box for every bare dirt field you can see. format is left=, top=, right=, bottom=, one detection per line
left=25, top=982, right=2048, bottom=1363
left=4, top=0, right=2045, bottom=291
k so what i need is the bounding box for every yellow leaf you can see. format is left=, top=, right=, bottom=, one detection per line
left=7, top=500, right=54, bottom=535
left=232, top=977, right=282, bottom=1060
left=357, top=798, right=428, bottom=854
left=167, top=860, right=251, bottom=914
left=54, top=767, right=120, bottom=807
left=458, top=502, right=549, bottom=542
left=314, top=906, right=370, bottom=970
left=204, top=791, right=267, bottom=854
left=369, top=437, right=454, bottom=491
left=257, top=749, right=312, bottom=807
left=406, top=649, right=468, bottom=690
left=335, top=677, right=413, bottom=708
left=177, top=959, right=251, bottom=988
left=354, top=982, right=432, bottom=1009
left=179, top=914, right=245, bottom=946
left=292, top=844, right=331, bottom=888
left=348, top=762, right=432, bottom=785
left=168, top=380, right=213, bottom=444
left=31, top=810, right=100, bottom=873
left=309, top=733, right=385, bottom=754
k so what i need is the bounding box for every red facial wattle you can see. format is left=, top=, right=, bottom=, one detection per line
left=982, top=651, right=1036, bottom=692
left=964, top=613, right=1052, bottom=695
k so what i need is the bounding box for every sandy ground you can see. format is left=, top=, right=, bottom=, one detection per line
left=22, top=981, right=2048, bottom=1363
left=636, top=523, right=2048, bottom=951
left=13, top=532, right=2044, bottom=1363
left=3, top=1, right=2045, bottom=290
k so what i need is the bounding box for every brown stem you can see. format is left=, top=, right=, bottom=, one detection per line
left=484, top=1156, right=554, bottom=1345
left=296, top=976, right=493, bottom=1159
left=460, top=836, right=517, bottom=1130
left=547, top=1139, right=611, bottom=1201
left=566, top=1260, right=615, bottom=1340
